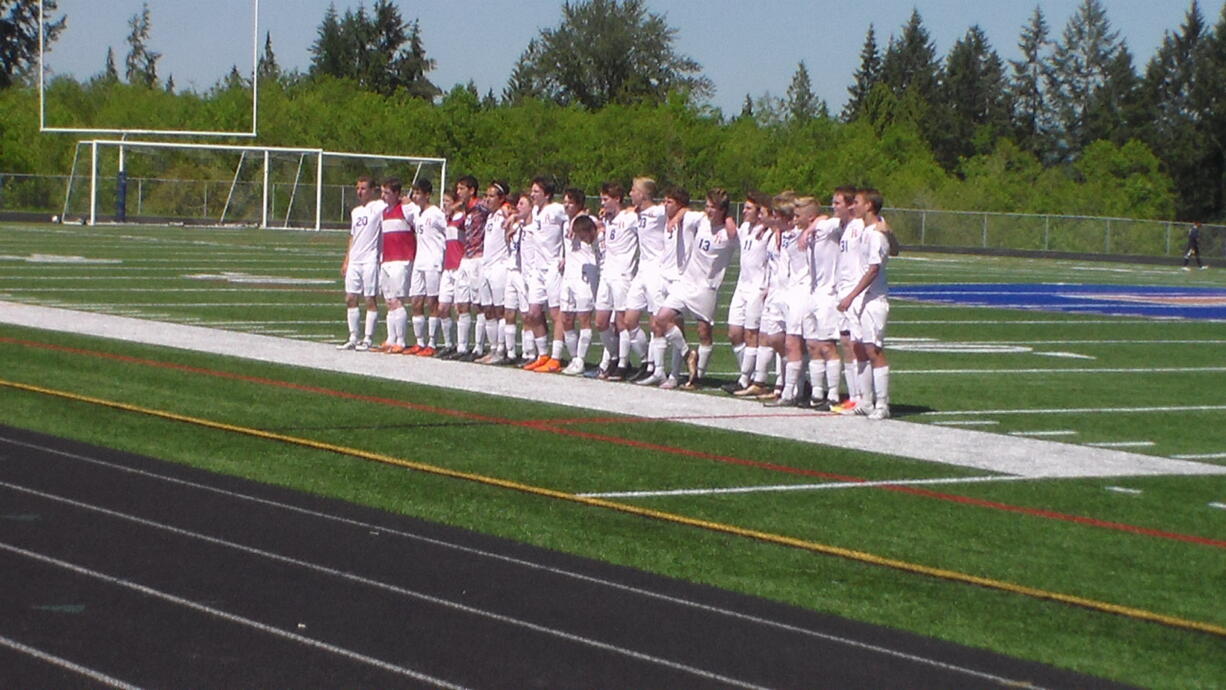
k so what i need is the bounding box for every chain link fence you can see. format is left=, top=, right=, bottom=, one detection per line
left=3, top=171, right=1223, bottom=261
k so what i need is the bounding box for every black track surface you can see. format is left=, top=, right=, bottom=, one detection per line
left=0, top=426, right=1132, bottom=689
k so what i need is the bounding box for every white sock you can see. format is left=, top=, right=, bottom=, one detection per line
left=389, top=307, right=408, bottom=347
left=732, top=342, right=746, bottom=369
left=457, top=313, right=471, bottom=353
left=600, top=328, right=617, bottom=363
left=535, top=335, right=548, bottom=359
left=346, top=307, right=360, bottom=339
left=739, top=346, right=758, bottom=386
left=492, top=318, right=505, bottom=353
left=577, top=328, right=592, bottom=361
left=845, top=359, right=860, bottom=399
left=473, top=313, right=486, bottom=353
left=521, top=329, right=534, bottom=358
left=564, top=329, right=579, bottom=359
left=412, top=315, right=425, bottom=346
left=697, top=344, right=713, bottom=377
left=364, top=309, right=378, bottom=341
left=650, top=335, right=668, bottom=370
left=437, top=316, right=450, bottom=347
left=551, top=338, right=565, bottom=360
left=825, top=359, right=842, bottom=401
left=858, top=359, right=872, bottom=405
left=630, top=328, right=648, bottom=358
left=618, top=329, right=631, bottom=362
left=808, top=359, right=826, bottom=399
left=665, top=326, right=686, bottom=375
left=754, top=345, right=773, bottom=384
left=783, top=361, right=802, bottom=400
left=873, top=365, right=890, bottom=407
left=504, top=322, right=518, bottom=357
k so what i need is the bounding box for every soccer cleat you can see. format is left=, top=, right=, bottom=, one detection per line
left=336, top=338, right=358, bottom=351
left=734, top=382, right=770, bottom=397
left=659, top=376, right=679, bottom=390
left=416, top=346, right=437, bottom=357
left=404, top=345, right=423, bottom=356
left=456, top=351, right=479, bottom=362
left=810, top=398, right=833, bottom=412
left=763, top=397, right=797, bottom=408
left=1201, top=265, right=1209, bottom=270
left=537, top=358, right=564, bottom=373
left=433, top=346, right=455, bottom=359
left=386, top=344, right=405, bottom=354
left=606, top=365, right=632, bottom=382
left=756, top=390, right=781, bottom=401
left=636, top=370, right=666, bottom=386
left=355, top=340, right=372, bottom=352
left=684, top=349, right=699, bottom=382
left=1182, top=266, right=1191, bottom=271
left=868, top=404, right=891, bottom=420
left=721, top=381, right=745, bottom=394
left=629, top=362, right=654, bottom=382
left=523, top=354, right=550, bottom=371
left=562, top=359, right=586, bottom=376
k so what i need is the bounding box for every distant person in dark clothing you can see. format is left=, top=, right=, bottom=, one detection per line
left=1183, top=222, right=1207, bottom=271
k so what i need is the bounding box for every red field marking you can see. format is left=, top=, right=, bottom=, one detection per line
left=4, top=335, right=1225, bottom=550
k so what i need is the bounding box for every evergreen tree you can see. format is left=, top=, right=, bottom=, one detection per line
left=309, top=1, right=438, bottom=99
left=1045, top=0, right=1124, bottom=159
left=843, top=24, right=880, bottom=121
left=100, top=46, right=119, bottom=84
left=1082, top=45, right=1141, bottom=146
left=310, top=4, right=346, bottom=78
left=124, top=1, right=159, bottom=88
left=1008, top=6, right=1054, bottom=159
left=508, top=0, right=712, bottom=109
left=938, top=26, right=1010, bottom=168
left=0, top=0, right=66, bottom=88
left=785, top=60, right=818, bottom=123
left=258, top=31, right=281, bottom=82
left=1189, top=1, right=1226, bottom=218
left=739, top=93, right=754, bottom=120
left=503, top=38, right=545, bottom=104
left=879, top=10, right=940, bottom=101
left=481, top=88, right=498, bottom=109
left=164, top=73, right=174, bottom=93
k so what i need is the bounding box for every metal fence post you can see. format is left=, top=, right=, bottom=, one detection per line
left=1044, top=215, right=1050, bottom=251
left=1165, top=222, right=1172, bottom=256
left=920, top=211, right=927, bottom=246
left=982, top=214, right=988, bottom=248
left=1105, top=219, right=1111, bottom=253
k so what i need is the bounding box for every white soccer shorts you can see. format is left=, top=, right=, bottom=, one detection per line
left=857, top=296, right=890, bottom=348
left=802, top=291, right=840, bottom=341
left=595, top=273, right=631, bottom=313
left=503, top=270, right=531, bottom=313
left=527, top=267, right=562, bottom=308
left=346, top=261, right=380, bottom=297
left=560, top=277, right=597, bottom=313
left=760, top=293, right=787, bottom=336
left=478, top=263, right=508, bottom=307
left=378, top=260, right=410, bottom=300
left=409, top=268, right=441, bottom=298
left=726, top=285, right=766, bottom=330
left=455, top=257, right=482, bottom=304
left=438, top=268, right=461, bottom=303
left=625, top=270, right=663, bottom=313
left=661, top=282, right=718, bottom=325
left=782, top=287, right=812, bottom=337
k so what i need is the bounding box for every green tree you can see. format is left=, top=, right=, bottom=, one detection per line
left=843, top=24, right=880, bottom=121
left=507, top=0, right=712, bottom=110
left=124, top=2, right=159, bottom=88
left=1082, top=45, right=1141, bottom=146
left=1008, top=6, right=1053, bottom=159
left=99, top=46, right=119, bottom=84
left=785, top=61, right=818, bottom=123
left=937, top=25, right=1010, bottom=169
left=738, top=93, right=754, bottom=120
left=0, top=0, right=65, bottom=88
left=1045, top=0, right=1124, bottom=159
left=879, top=10, right=940, bottom=101
left=1195, top=2, right=1226, bottom=218
left=258, top=31, right=281, bottom=82
left=309, top=0, right=437, bottom=99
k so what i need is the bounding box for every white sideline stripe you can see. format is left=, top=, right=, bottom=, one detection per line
left=923, top=405, right=1226, bottom=417
left=0, top=436, right=1045, bottom=688
left=579, top=475, right=1034, bottom=498
left=0, top=288, right=330, bottom=293
left=1170, top=453, right=1226, bottom=460
left=0, top=480, right=766, bottom=690
left=931, top=420, right=999, bottom=426
left=1009, top=430, right=1078, bottom=437
left=0, top=541, right=466, bottom=689
left=898, top=367, right=1226, bottom=375
left=1086, top=441, right=1156, bottom=449
left=0, top=634, right=142, bottom=690
left=1105, top=486, right=1143, bottom=495
left=925, top=340, right=1226, bottom=346
left=1210, top=503, right=1226, bottom=510
left=3, top=301, right=1224, bottom=480
left=892, top=320, right=1186, bottom=325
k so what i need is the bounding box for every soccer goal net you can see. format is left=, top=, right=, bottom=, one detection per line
left=62, top=139, right=446, bottom=230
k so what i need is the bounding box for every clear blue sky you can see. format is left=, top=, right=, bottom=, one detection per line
left=44, top=0, right=1213, bottom=117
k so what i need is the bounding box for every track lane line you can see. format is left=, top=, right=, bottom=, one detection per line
left=2, top=380, right=1224, bottom=639
left=0, top=634, right=142, bottom=690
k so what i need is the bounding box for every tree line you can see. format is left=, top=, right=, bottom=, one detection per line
left=2, top=0, right=1223, bottom=222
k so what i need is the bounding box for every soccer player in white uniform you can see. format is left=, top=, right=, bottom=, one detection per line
left=838, top=188, right=893, bottom=419
left=522, top=177, right=567, bottom=373
left=535, top=188, right=591, bottom=373
left=559, top=213, right=600, bottom=374
left=406, top=179, right=446, bottom=356
left=339, top=176, right=385, bottom=351
left=639, top=187, right=702, bottom=387
left=435, top=189, right=465, bottom=356
left=722, top=192, right=771, bottom=393
left=800, top=188, right=854, bottom=411
left=831, top=187, right=869, bottom=412
left=652, top=188, right=737, bottom=389
left=370, top=178, right=416, bottom=354
left=476, top=181, right=514, bottom=364
left=592, top=182, right=638, bottom=379
left=760, top=196, right=815, bottom=406
left=449, top=175, right=490, bottom=361
left=501, top=192, right=535, bottom=364
left=737, top=193, right=795, bottom=400
left=613, top=177, right=666, bottom=382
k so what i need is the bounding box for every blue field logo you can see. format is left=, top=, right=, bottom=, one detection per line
left=891, top=284, right=1226, bottom=321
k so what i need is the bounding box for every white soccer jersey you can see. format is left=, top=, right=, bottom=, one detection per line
left=661, top=209, right=701, bottom=282
left=414, top=205, right=447, bottom=271
left=734, top=223, right=769, bottom=292
left=836, top=218, right=867, bottom=296
left=809, top=218, right=843, bottom=295
left=635, top=204, right=667, bottom=272
left=507, top=220, right=526, bottom=273
left=862, top=224, right=890, bottom=300
left=348, top=199, right=386, bottom=264
left=528, top=202, right=567, bottom=272
left=482, top=207, right=511, bottom=268
left=679, top=217, right=734, bottom=289
left=765, top=231, right=789, bottom=293
left=563, top=233, right=599, bottom=285
left=600, top=208, right=639, bottom=278
left=779, top=228, right=809, bottom=290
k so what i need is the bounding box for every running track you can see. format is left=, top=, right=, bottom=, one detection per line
left=0, top=427, right=1128, bottom=689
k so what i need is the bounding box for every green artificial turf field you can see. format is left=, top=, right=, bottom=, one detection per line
left=1, top=222, right=1224, bottom=687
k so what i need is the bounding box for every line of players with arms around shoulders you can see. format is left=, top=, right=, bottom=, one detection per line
left=340, top=174, right=899, bottom=419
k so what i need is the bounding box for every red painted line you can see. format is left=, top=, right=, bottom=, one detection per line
left=5, top=336, right=1225, bottom=550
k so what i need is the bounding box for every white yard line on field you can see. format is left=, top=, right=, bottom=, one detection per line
left=578, top=475, right=1037, bottom=499
left=3, top=301, right=1224, bottom=480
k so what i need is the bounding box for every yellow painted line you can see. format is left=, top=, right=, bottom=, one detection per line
left=4, top=377, right=1224, bottom=638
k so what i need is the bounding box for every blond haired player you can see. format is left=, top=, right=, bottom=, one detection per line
left=339, top=176, right=386, bottom=351
left=613, top=177, right=666, bottom=381
left=837, top=188, right=893, bottom=419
